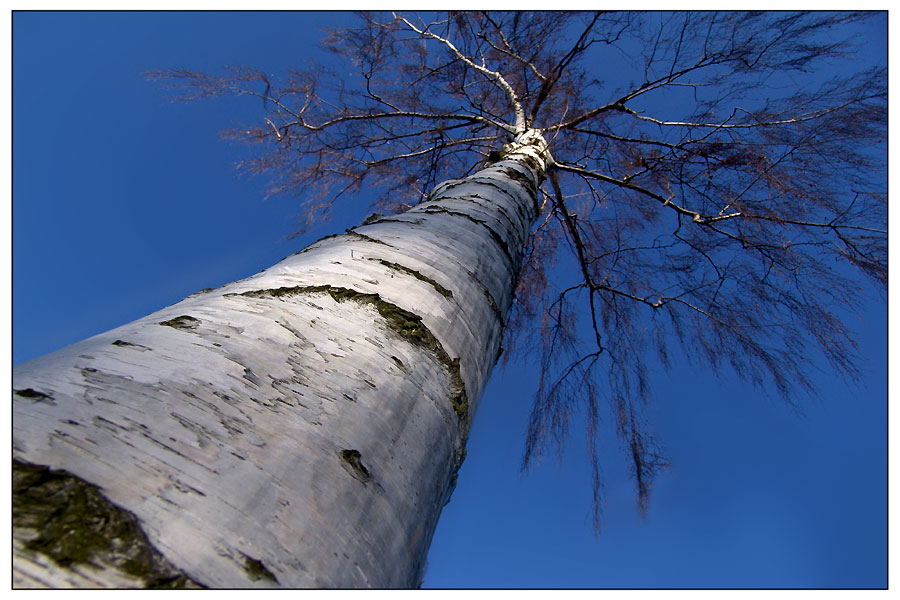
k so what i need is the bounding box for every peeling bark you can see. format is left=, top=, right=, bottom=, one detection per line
left=12, top=132, right=551, bottom=588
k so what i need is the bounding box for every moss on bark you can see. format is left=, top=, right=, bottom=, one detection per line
left=13, top=459, right=202, bottom=588
left=158, top=315, right=200, bottom=331
left=231, top=284, right=469, bottom=424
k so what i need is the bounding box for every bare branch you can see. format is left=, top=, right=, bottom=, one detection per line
left=396, top=13, right=527, bottom=131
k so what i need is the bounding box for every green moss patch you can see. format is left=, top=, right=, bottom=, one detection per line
left=158, top=315, right=200, bottom=331
left=444, top=358, right=469, bottom=420
left=361, top=212, right=383, bottom=225
left=13, top=459, right=201, bottom=588
left=240, top=553, right=278, bottom=584
left=345, top=230, right=393, bottom=246
left=186, top=287, right=216, bottom=298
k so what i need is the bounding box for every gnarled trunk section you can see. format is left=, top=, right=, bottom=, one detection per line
left=12, top=132, right=551, bottom=588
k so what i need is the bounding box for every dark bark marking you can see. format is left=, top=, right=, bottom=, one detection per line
left=499, top=165, right=540, bottom=213
left=241, top=553, right=278, bottom=584
left=482, top=287, right=502, bottom=321
left=345, top=230, right=395, bottom=247
left=510, top=153, right=544, bottom=179
left=242, top=367, right=263, bottom=388
left=371, top=258, right=453, bottom=298
left=169, top=477, right=207, bottom=497
left=13, top=459, right=202, bottom=588
left=293, top=232, right=342, bottom=255
left=417, top=207, right=515, bottom=267
left=93, top=415, right=127, bottom=433
left=420, top=193, right=526, bottom=244
left=158, top=316, right=200, bottom=331
left=473, top=163, right=541, bottom=216
left=484, top=149, right=505, bottom=166
left=465, top=175, right=521, bottom=200
left=112, top=340, right=152, bottom=351
left=187, top=287, right=216, bottom=298
left=501, top=165, right=534, bottom=189
left=14, top=388, right=55, bottom=403
left=427, top=178, right=466, bottom=200
left=339, top=449, right=372, bottom=483
left=230, top=285, right=470, bottom=425
left=374, top=216, right=426, bottom=226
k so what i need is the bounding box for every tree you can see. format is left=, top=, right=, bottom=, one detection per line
left=12, top=11, right=886, bottom=588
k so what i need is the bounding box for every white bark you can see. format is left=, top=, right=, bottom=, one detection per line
left=13, top=132, right=552, bottom=588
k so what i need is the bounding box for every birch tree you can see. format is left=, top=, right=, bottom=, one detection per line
left=13, top=11, right=886, bottom=588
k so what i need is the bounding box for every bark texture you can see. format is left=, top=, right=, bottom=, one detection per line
left=12, top=132, right=551, bottom=588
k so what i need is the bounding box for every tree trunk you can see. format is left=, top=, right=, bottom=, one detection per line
left=12, top=131, right=551, bottom=588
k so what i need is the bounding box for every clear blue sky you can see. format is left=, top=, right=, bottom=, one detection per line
left=12, top=11, right=887, bottom=588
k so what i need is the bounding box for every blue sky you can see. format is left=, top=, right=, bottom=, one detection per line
left=12, top=11, right=887, bottom=588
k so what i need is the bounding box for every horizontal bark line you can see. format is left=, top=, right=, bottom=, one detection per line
left=292, top=213, right=513, bottom=332
left=369, top=258, right=454, bottom=298
left=393, top=208, right=517, bottom=268
left=226, top=283, right=471, bottom=429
